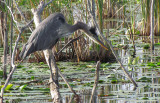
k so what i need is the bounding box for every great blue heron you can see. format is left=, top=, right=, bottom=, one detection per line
left=20, top=13, right=108, bottom=59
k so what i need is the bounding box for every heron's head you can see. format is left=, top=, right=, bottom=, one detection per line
left=74, top=21, right=108, bottom=51
left=87, top=26, right=108, bottom=51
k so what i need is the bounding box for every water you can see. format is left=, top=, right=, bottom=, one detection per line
left=0, top=34, right=160, bottom=103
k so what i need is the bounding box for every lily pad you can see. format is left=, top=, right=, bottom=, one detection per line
left=19, top=84, right=28, bottom=91
left=147, top=62, right=156, bottom=67
left=0, top=84, right=13, bottom=91
left=137, top=77, right=151, bottom=82
left=143, top=44, right=150, bottom=49
left=154, top=43, right=160, bottom=46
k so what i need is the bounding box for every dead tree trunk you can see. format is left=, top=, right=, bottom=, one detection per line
left=31, top=1, right=61, bottom=102
left=0, top=1, right=4, bottom=47
left=3, top=9, right=8, bottom=79
left=10, top=0, right=13, bottom=72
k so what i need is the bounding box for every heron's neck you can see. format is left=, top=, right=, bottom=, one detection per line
left=70, top=22, right=90, bottom=34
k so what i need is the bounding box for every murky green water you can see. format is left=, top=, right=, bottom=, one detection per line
left=0, top=35, right=160, bottom=103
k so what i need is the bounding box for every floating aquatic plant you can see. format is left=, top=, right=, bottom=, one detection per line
left=137, top=77, right=151, bottom=82
left=143, top=44, right=150, bottom=49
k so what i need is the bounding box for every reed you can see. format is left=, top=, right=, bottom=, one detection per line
left=140, top=0, right=160, bottom=36
left=2, top=0, right=159, bottom=62
left=97, top=0, right=103, bottom=32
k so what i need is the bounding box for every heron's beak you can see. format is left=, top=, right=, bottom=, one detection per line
left=88, top=35, right=108, bottom=51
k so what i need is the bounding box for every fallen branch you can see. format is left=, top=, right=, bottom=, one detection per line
left=58, top=69, right=78, bottom=95
left=89, top=61, right=100, bottom=103
left=87, top=0, right=138, bottom=87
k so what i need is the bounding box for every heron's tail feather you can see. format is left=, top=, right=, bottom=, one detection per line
left=19, top=44, right=27, bottom=60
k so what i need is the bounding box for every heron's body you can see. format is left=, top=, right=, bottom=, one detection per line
left=20, top=13, right=107, bottom=59
left=20, top=13, right=70, bottom=59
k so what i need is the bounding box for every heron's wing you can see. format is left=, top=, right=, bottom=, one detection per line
left=28, top=13, right=65, bottom=43
left=27, top=13, right=65, bottom=50
left=20, top=13, right=66, bottom=59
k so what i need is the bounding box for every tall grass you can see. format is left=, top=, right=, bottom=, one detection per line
left=1, top=0, right=159, bottom=63
left=141, top=0, right=160, bottom=36
left=97, top=0, right=103, bottom=32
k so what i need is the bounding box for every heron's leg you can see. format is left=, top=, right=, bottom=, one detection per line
left=43, top=50, right=58, bottom=87
left=48, top=56, right=54, bottom=82
left=48, top=56, right=58, bottom=87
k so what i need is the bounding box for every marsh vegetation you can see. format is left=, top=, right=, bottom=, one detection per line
left=0, top=0, right=160, bottom=103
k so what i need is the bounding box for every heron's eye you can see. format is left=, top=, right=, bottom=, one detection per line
left=89, top=27, right=98, bottom=36
left=57, top=17, right=65, bottom=23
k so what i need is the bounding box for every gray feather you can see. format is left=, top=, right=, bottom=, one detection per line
left=20, top=13, right=66, bottom=59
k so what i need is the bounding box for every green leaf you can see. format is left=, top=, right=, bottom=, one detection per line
left=132, top=56, right=139, bottom=65
left=137, top=77, right=151, bottom=82
left=143, top=44, right=150, bottom=49
left=98, top=80, right=104, bottom=83
left=157, top=62, right=160, bottom=66
left=147, top=62, right=157, bottom=67
left=128, top=57, right=133, bottom=65
left=17, top=65, right=24, bottom=68
left=0, top=84, right=13, bottom=91
left=86, top=65, right=93, bottom=68
left=19, top=84, right=28, bottom=91
left=31, top=76, right=35, bottom=80
left=111, top=79, right=118, bottom=84
left=142, top=97, right=149, bottom=100
left=0, top=70, right=3, bottom=77
left=40, top=62, right=44, bottom=65
left=135, top=30, right=140, bottom=35
left=5, top=84, right=13, bottom=91
left=154, top=43, right=160, bottom=46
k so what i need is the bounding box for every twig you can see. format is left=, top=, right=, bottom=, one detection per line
left=1, top=1, right=20, bottom=31
left=57, top=35, right=82, bottom=54
left=44, top=0, right=55, bottom=7
left=111, top=3, right=127, bottom=18
left=109, top=4, right=141, bottom=36
left=13, top=0, right=33, bottom=32
left=58, top=69, right=78, bottom=96
left=89, top=61, right=100, bottom=103
left=68, top=94, right=75, bottom=103
left=0, top=18, right=33, bottom=103
left=87, top=0, right=138, bottom=87
left=0, top=2, right=34, bottom=102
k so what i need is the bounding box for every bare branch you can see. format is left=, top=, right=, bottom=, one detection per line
left=1, top=1, right=19, bottom=30
left=89, top=61, right=100, bottom=103
left=87, top=0, right=138, bottom=87
left=0, top=1, right=34, bottom=102
left=57, top=35, right=82, bottom=54
left=44, top=0, right=55, bottom=7
left=13, top=0, right=33, bottom=31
